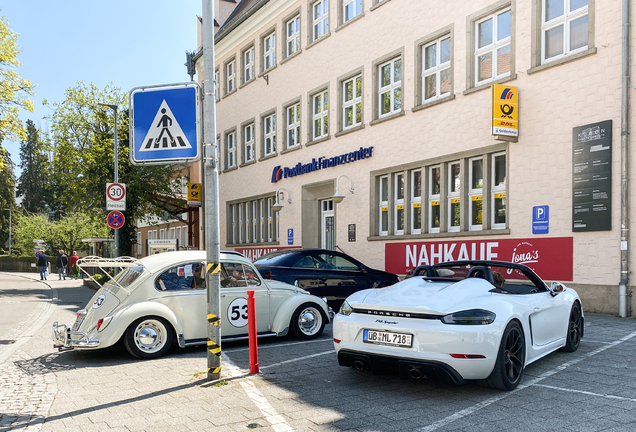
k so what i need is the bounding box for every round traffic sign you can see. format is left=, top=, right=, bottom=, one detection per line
left=107, top=183, right=126, bottom=201
left=107, top=211, right=125, bottom=229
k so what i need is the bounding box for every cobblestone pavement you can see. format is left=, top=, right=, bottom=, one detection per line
left=1, top=272, right=635, bottom=432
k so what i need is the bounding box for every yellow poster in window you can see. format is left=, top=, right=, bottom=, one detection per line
left=492, top=84, right=519, bottom=137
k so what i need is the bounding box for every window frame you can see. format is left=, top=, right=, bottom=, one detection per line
left=421, top=34, right=452, bottom=104
left=311, top=88, right=329, bottom=141
left=261, top=110, right=277, bottom=158
left=284, top=100, right=301, bottom=150
left=227, top=195, right=280, bottom=246
left=428, top=165, right=441, bottom=234
left=474, top=8, right=512, bottom=86
left=310, top=0, right=330, bottom=43
left=491, top=151, right=507, bottom=230
left=243, top=121, right=255, bottom=164
left=285, top=13, right=301, bottom=59
left=261, top=29, right=277, bottom=73
left=447, top=160, right=461, bottom=232
left=393, top=172, right=405, bottom=235
left=410, top=169, right=422, bottom=235
left=541, top=0, right=589, bottom=64
left=340, top=71, right=363, bottom=132
left=214, top=68, right=220, bottom=102
left=225, top=57, right=236, bottom=95
left=341, top=0, right=363, bottom=25
left=371, top=48, right=404, bottom=123
left=379, top=175, right=389, bottom=236
left=468, top=157, right=484, bottom=231
left=225, top=129, right=237, bottom=170
left=241, top=44, right=255, bottom=85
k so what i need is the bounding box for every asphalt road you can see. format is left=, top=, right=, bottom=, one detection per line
left=1, top=271, right=635, bottom=432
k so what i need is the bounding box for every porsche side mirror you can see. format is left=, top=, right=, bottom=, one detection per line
left=550, top=281, right=565, bottom=297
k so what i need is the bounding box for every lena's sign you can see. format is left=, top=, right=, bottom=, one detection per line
left=385, top=237, right=573, bottom=281
left=271, top=146, right=374, bottom=183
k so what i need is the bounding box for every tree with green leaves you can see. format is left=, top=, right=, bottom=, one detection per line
left=0, top=16, right=34, bottom=152
left=0, top=144, right=16, bottom=252
left=45, top=82, right=187, bottom=255
left=16, top=120, right=49, bottom=213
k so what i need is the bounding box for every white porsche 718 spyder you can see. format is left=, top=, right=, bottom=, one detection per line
left=333, top=260, right=583, bottom=391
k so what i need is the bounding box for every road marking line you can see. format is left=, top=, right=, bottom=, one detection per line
left=534, top=384, right=636, bottom=402
left=417, top=331, right=636, bottom=432
left=261, top=350, right=333, bottom=370
left=224, top=338, right=332, bottom=353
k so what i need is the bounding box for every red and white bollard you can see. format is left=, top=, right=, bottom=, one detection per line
left=247, top=290, right=259, bottom=374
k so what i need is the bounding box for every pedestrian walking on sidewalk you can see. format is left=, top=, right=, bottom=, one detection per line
left=69, top=251, right=80, bottom=279
left=57, top=250, right=68, bottom=280
left=37, top=251, right=49, bottom=280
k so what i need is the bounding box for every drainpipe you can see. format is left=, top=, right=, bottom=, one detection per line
left=619, top=0, right=630, bottom=317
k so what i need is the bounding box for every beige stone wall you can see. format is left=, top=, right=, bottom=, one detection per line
left=198, top=0, right=633, bottom=313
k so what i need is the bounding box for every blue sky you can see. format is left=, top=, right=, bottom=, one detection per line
left=1, top=0, right=201, bottom=176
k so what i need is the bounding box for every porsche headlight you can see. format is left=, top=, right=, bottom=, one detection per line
left=441, top=309, right=496, bottom=325
left=339, top=300, right=353, bottom=316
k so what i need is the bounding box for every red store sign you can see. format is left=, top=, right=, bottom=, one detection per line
left=385, top=237, right=573, bottom=281
left=234, top=246, right=300, bottom=262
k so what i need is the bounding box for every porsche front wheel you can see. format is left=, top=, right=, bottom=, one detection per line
left=124, top=317, right=173, bottom=359
left=291, top=303, right=326, bottom=340
left=479, top=321, right=525, bottom=391
left=563, top=302, right=583, bottom=352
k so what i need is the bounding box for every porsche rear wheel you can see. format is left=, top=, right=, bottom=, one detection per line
left=291, top=303, right=326, bottom=340
left=563, top=302, right=583, bottom=352
left=479, top=321, right=525, bottom=391
left=124, top=317, right=173, bottom=359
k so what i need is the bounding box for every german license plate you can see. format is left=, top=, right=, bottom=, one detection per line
left=363, top=329, right=412, bottom=347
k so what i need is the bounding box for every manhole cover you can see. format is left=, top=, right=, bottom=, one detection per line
left=0, top=340, right=16, bottom=345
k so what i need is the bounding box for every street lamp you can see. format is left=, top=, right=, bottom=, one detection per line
left=3, top=208, right=10, bottom=256
left=272, top=188, right=291, bottom=212
left=331, top=174, right=354, bottom=203
left=99, top=103, right=119, bottom=258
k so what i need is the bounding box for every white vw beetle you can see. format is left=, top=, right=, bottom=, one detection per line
left=53, top=251, right=330, bottom=359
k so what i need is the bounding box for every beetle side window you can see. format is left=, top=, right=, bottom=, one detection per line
left=155, top=262, right=206, bottom=291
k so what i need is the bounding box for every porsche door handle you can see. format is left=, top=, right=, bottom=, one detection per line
left=533, top=307, right=540, bottom=312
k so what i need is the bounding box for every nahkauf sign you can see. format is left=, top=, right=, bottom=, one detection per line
left=385, top=237, right=573, bottom=281
left=491, top=84, right=518, bottom=138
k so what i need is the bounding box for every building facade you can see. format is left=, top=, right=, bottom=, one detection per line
left=195, top=0, right=633, bottom=315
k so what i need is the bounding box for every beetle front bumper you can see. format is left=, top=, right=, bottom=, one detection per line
left=52, top=321, right=100, bottom=350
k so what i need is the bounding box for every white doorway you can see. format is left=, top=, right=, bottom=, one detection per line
left=321, top=199, right=334, bottom=250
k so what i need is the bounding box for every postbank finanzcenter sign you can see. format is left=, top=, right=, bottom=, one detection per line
left=491, top=84, right=518, bottom=137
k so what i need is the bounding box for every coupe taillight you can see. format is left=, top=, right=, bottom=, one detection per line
left=450, top=354, right=486, bottom=359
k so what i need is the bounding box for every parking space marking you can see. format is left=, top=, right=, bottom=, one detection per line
left=260, top=350, right=334, bottom=370
left=417, top=330, right=636, bottom=432
left=224, top=338, right=332, bottom=353
left=534, top=384, right=636, bottom=403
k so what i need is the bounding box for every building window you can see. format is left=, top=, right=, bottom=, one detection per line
left=343, top=0, right=362, bottom=23
left=312, top=0, right=329, bottom=41
left=492, top=152, right=507, bottom=229
left=379, top=175, right=388, bottom=236
left=244, top=123, right=255, bottom=163
left=263, top=113, right=276, bottom=156
left=448, top=161, right=461, bottom=232
left=226, top=131, right=236, bottom=169
left=411, top=169, right=422, bottom=234
left=542, top=0, right=588, bottom=63
left=252, top=201, right=258, bottom=242
left=229, top=196, right=279, bottom=245
left=243, top=46, right=255, bottom=83
left=226, top=59, right=236, bottom=94
left=263, top=32, right=276, bottom=72
left=469, top=157, right=483, bottom=231
left=342, top=74, right=362, bottom=130
left=286, top=15, right=301, bottom=57
left=378, top=57, right=402, bottom=118
left=474, top=8, right=511, bottom=85
left=136, top=232, right=142, bottom=256
left=422, top=36, right=451, bottom=103
left=286, top=103, right=301, bottom=149
left=394, top=172, right=405, bottom=235
left=428, top=165, right=441, bottom=233
left=160, top=228, right=166, bottom=239
left=312, top=90, right=329, bottom=140
left=214, top=69, right=220, bottom=101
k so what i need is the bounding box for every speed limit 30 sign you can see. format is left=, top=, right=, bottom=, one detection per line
left=106, top=183, right=126, bottom=211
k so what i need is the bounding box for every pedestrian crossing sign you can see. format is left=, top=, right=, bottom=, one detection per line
left=130, top=83, right=199, bottom=165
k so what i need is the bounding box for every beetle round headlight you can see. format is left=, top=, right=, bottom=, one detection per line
left=339, top=300, right=353, bottom=316
left=441, top=309, right=496, bottom=325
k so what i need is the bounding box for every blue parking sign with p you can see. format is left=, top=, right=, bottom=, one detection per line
left=532, top=205, right=549, bottom=234
left=130, top=83, right=199, bottom=165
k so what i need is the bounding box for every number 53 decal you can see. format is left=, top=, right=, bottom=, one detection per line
left=227, top=297, right=248, bottom=328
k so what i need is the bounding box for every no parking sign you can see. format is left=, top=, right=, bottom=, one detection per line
left=107, top=211, right=125, bottom=229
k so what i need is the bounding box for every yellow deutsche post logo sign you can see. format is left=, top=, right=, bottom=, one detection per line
left=187, top=182, right=201, bottom=206
left=491, top=84, right=518, bottom=137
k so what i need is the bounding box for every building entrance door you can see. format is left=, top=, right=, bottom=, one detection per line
left=321, top=199, right=334, bottom=250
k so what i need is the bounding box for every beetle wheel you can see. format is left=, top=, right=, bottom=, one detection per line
left=478, top=321, right=525, bottom=391
left=291, top=303, right=326, bottom=340
left=124, top=317, right=173, bottom=359
left=563, top=302, right=583, bottom=352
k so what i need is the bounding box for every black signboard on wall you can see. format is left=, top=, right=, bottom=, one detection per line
left=572, top=120, right=612, bottom=232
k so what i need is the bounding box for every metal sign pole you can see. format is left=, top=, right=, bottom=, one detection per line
left=202, top=0, right=221, bottom=380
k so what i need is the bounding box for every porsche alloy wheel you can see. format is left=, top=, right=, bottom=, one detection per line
left=124, top=317, right=173, bottom=359
left=563, top=302, right=583, bottom=352
left=479, top=321, right=525, bottom=391
left=291, top=303, right=327, bottom=340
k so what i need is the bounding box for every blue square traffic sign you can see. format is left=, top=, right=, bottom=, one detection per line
left=532, top=205, right=549, bottom=234
left=130, top=83, right=199, bottom=165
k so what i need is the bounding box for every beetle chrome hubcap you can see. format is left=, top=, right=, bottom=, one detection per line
left=298, top=308, right=321, bottom=335
left=135, top=320, right=165, bottom=352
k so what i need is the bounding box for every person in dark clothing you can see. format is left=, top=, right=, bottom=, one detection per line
left=57, top=250, right=69, bottom=280
left=37, top=252, right=49, bottom=280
